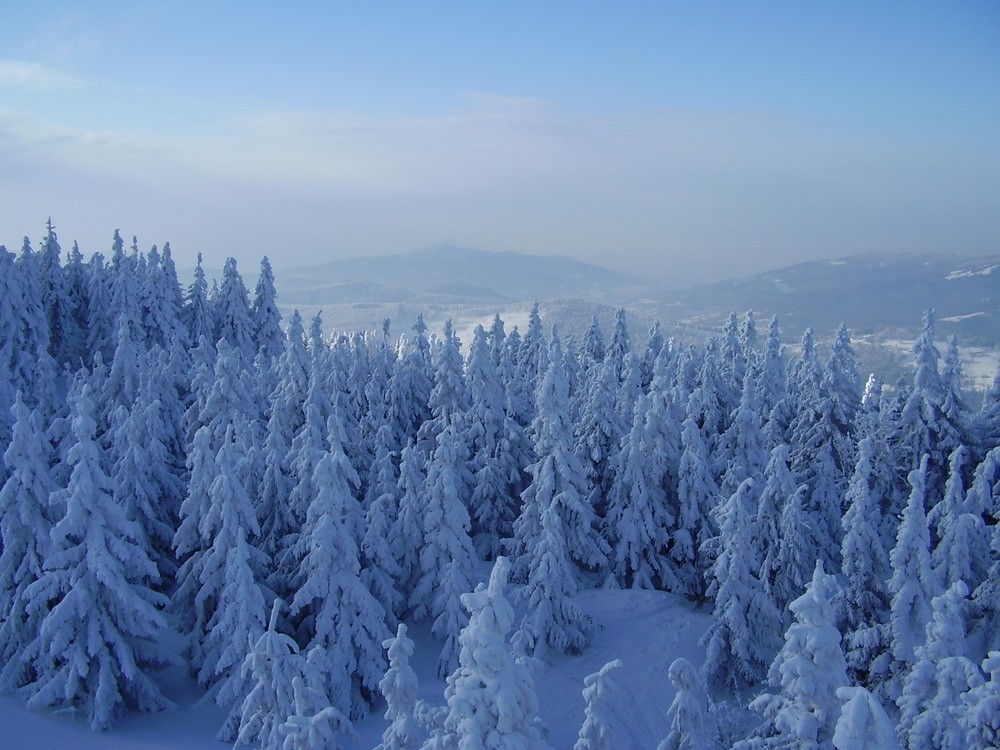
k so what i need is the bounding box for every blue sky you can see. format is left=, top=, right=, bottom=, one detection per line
left=1, top=2, right=997, bottom=282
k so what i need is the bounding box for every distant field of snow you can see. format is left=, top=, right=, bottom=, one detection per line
left=882, top=339, right=998, bottom=393
left=945, top=264, right=997, bottom=280
left=0, top=587, right=712, bottom=750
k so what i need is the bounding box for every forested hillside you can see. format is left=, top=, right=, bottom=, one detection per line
left=1, top=224, right=999, bottom=749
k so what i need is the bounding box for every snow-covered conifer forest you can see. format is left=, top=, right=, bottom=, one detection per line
left=1, top=223, right=999, bottom=749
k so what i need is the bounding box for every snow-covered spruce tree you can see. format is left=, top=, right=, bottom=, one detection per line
left=23, top=384, right=171, bottom=730
left=580, top=315, right=606, bottom=372
left=377, top=623, right=423, bottom=750
left=755, top=317, right=787, bottom=447
left=961, top=650, right=1000, bottom=750
left=749, top=560, right=848, bottom=749
left=398, top=314, right=434, bottom=442
left=362, top=422, right=403, bottom=629
left=420, top=319, right=469, bottom=446
left=183, top=252, right=214, bottom=348
left=772, top=484, right=813, bottom=624
left=236, top=600, right=347, bottom=750
left=278, top=673, right=355, bottom=750
left=701, top=477, right=782, bottom=701
left=393, top=440, right=427, bottom=608
left=213, top=528, right=268, bottom=742
left=641, top=320, right=666, bottom=388
left=786, top=327, right=853, bottom=571
left=0, top=394, right=55, bottom=693
left=969, top=447, right=1000, bottom=650
left=410, top=421, right=477, bottom=678
left=423, top=556, right=551, bottom=750
left=14, top=236, right=59, bottom=419
left=932, top=446, right=991, bottom=593
left=839, top=436, right=892, bottom=685
left=575, top=355, right=627, bottom=521
left=575, top=659, right=625, bottom=750
left=605, top=394, right=676, bottom=590
left=251, top=255, right=285, bottom=365
left=278, top=339, right=333, bottom=594
left=512, top=332, right=607, bottom=579
left=679, top=409, right=720, bottom=601
left=214, top=256, right=255, bottom=362
left=36, top=219, right=73, bottom=367
left=198, top=426, right=268, bottom=693
left=465, top=324, right=521, bottom=557
left=719, top=312, right=747, bottom=399
left=899, top=309, right=964, bottom=499
left=98, top=312, right=144, bottom=450
left=717, top=371, right=767, bottom=503
left=291, top=414, right=389, bottom=720
left=898, top=580, right=982, bottom=750
left=258, top=310, right=310, bottom=567
left=883, top=455, right=940, bottom=704
left=755, top=443, right=797, bottom=616
left=514, top=498, right=592, bottom=659
left=171, top=424, right=217, bottom=674
left=832, top=686, right=901, bottom=750
left=111, top=397, right=177, bottom=586
left=657, top=658, right=708, bottom=750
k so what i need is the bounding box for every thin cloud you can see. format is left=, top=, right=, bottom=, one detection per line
left=0, top=60, right=90, bottom=91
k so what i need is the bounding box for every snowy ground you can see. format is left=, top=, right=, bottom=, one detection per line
left=0, top=587, right=712, bottom=749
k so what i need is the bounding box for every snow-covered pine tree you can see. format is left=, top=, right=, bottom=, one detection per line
left=679, top=409, right=720, bottom=601
left=576, top=355, right=628, bottom=521
left=575, top=659, right=625, bottom=750
left=961, top=651, right=1000, bottom=750
left=465, top=324, right=520, bottom=557
left=899, top=580, right=982, bottom=750
left=605, top=394, right=676, bottom=590
left=832, top=686, right=901, bottom=750
left=214, top=256, right=255, bottom=363
left=969, top=447, right=1000, bottom=650
left=899, top=310, right=965, bottom=499
left=410, top=421, right=477, bottom=678
left=0, top=394, right=55, bottom=693
left=755, top=444, right=797, bottom=620
left=197, top=426, right=267, bottom=692
left=884, top=455, right=940, bottom=704
left=701, top=477, right=782, bottom=701
left=111, top=395, right=177, bottom=586
left=183, top=252, right=214, bottom=347
left=171, top=424, right=217, bottom=674
left=362, top=422, right=403, bottom=628
left=424, top=556, right=551, bottom=750
left=236, top=600, right=344, bottom=750
left=258, top=310, right=310, bottom=567
left=749, top=560, right=848, bottom=748
left=840, top=436, right=892, bottom=684
left=514, top=498, right=591, bottom=658
left=512, top=332, right=607, bottom=579
left=251, top=256, right=285, bottom=365
left=23, top=384, right=171, bottom=730
left=421, top=320, right=469, bottom=446
left=657, top=658, right=708, bottom=750
left=290, top=414, right=389, bottom=720
left=931, top=446, right=990, bottom=593
left=213, top=528, right=268, bottom=742
left=393, top=440, right=427, bottom=609
left=376, top=623, right=423, bottom=750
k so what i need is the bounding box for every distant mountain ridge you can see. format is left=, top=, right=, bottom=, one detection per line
left=278, top=245, right=649, bottom=307
left=269, top=246, right=1000, bottom=346
left=647, top=252, right=1000, bottom=343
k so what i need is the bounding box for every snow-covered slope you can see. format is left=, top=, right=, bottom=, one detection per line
left=0, top=588, right=712, bottom=750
